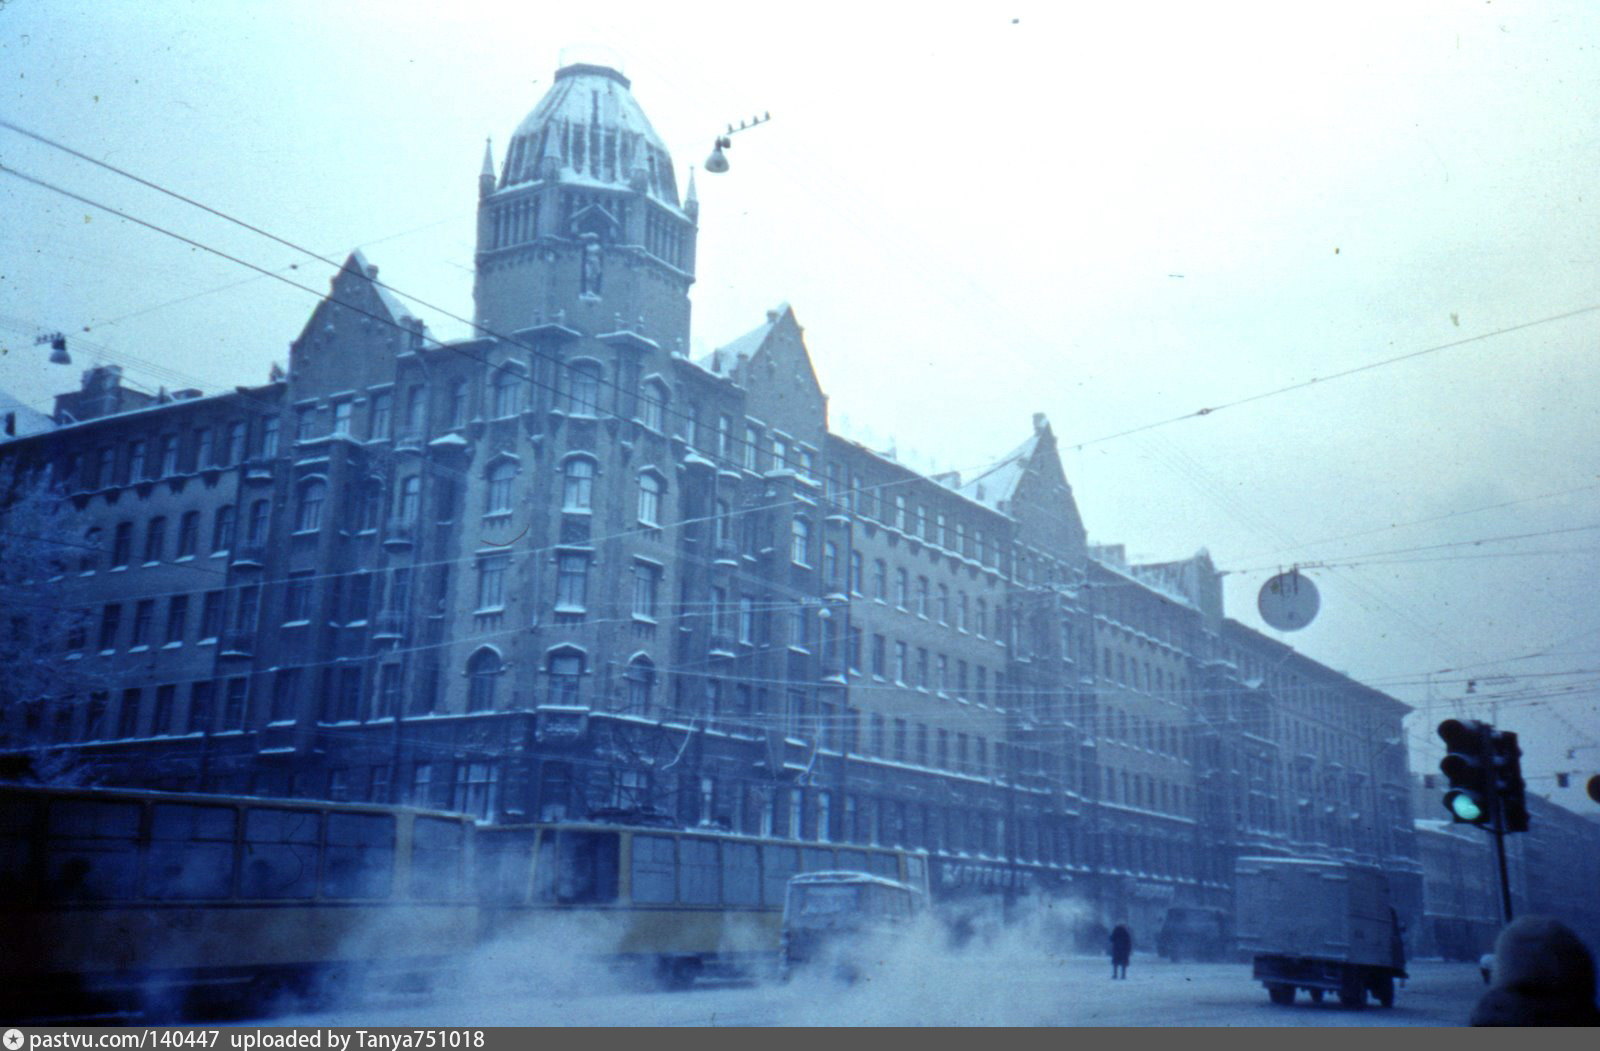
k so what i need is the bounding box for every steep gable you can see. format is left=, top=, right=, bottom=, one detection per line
left=963, top=413, right=1087, bottom=566
left=288, top=251, right=430, bottom=397
left=708, top=304, right=828, bottom=447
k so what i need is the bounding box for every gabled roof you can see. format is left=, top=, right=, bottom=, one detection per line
left=0, top=387, right=53, bottom=442
left=696, top=302, right=791, bottom=377
left=958, top=430, right=1040, bottom=511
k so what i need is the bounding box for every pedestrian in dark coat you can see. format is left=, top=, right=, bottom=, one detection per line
left=1110, top=924, right=1133, bottom=980
left=1470, top=916, right=1600, bottom=1026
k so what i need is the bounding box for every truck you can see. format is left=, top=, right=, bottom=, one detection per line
left=1234, top=856, right=1407, bottom=1008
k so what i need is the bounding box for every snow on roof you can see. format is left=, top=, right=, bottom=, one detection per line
left=696, top=303, right=789, bottom=376
left=958, top=431, right=1040, bottom=511
left=0, top=388, right=54, bottom=443
left=346, top=249, right=421, bottom=325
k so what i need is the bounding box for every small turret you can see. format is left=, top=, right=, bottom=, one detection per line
left=683, top=167, right=699, bottom=220
left=479, top=138, right=496, bottom=199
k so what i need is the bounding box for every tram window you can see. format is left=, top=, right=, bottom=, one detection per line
left=801, top=847, right=835, bottom=873
left=0, top=799, right=38, bottom=899
left=905, top=856, right=926, bottom=887
left=722, top=842, right=760, bottom=906
left=410, top=817, right=466, bottom=900
left=631, top=834, right=675, bottom=904
left=475, top=831, right=534, bottom=904
left=242, top=808, right=321, bottom=899
left=761, top=844, right=798, bottom=906
left=145, top=803, right=237, bottom=899
left=45, top=799, right=141, bottom=901
left=868, top=852, right=900, bottom=879
left=323, top=813, right=395, bottom=899
left=555, top=831, right=619, bottom=904
left=836, top=850, right=869, bottom=873
left=677, top=838, right=719, bottom=905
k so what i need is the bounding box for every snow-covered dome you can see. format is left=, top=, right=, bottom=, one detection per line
left=498, top=63, right=680, bottom=209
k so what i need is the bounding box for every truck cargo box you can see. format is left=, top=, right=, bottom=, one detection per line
left=1235, top=857, right=1396, bottom=970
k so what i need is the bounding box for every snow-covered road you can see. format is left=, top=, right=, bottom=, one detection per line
left=272, top=958, right=1488, bottom=1027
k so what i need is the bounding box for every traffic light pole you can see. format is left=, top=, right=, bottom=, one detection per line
left=1490, top=796, right=1514, bottom=925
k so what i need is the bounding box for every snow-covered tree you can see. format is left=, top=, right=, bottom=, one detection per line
left=0, top=460, right=99, bottom=772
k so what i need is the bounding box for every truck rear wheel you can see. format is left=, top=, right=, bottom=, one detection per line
left=1338, top=975, right=1366, bottom=1008
left=1267, top=983, right=1295, bottom=1005
left=1308, top=988, right=1324, bottom=1004
left=1373, top=974, right=1395, bottom=1008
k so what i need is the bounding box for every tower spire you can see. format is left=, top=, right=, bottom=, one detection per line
left=479, top=137, right=496, bottom=199
left=684, top=166, right=699, bottom=220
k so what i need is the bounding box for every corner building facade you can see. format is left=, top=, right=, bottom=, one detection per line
left=1, top=63, right=1426, bottom=937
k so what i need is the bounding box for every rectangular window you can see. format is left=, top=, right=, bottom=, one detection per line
left=743, top=424, right=760, bottom=470
left=632, top=834, right=676, bottom=904
left=118, top=687, right=142, bottom=738
left=222, top=677, right=249, bottom=730
left=555, top=553, right=588, bottom=611
left=632, top=562, right=659, bottom=619
left=164, top=595, right=188, bottom=645
left=285, top=572, right=313, bottom=622
left=477, top=555, right=509, bottom=610
left=187, top=681, right=214, bottom=734
left=271, top=668, right=299, bottom=723
left=849, top=551, right=863, bottom=595
left=111, top=523, right=132, bottom=567
left=151, top=684, right=176, bottom=735
left=871, top=633, right=887, bottom=678
left=98, top=603, right=122, bottom=650
left=200, top=591, right=224, bottom=640
left=130, top=600, right=154, bottom=648
left=127, top=440, right=147, bottom=481
left=893, top=641, right=908, bottom=684
left=738, top=595, right=755, bottom=644
left=368, top=391, right=392, bottom=439
left=260, top=417, right=279, bottom=458
left=872, top=559, right=887, bottom=601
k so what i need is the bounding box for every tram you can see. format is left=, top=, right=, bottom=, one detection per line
left=0, top=782, right=478, bottom=1020
left=0, top=782, right=929, bottom=1017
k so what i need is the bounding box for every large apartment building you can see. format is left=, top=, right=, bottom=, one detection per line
left=1, top=61, right=1429, bottom=937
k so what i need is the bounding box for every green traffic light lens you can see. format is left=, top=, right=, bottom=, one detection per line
left=1448, top=792, right=1484, bottom=822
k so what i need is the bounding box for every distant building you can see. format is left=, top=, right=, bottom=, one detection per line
left=0, top=62, right=1428, bottom=933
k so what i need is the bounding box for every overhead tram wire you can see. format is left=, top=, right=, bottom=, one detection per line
left=1068, top=301, right=1600, bottom=451
left=11, top=132, right=1589, bottom=730
left=0, top=152, right=1024, bottom=554
left=0, top=118, right=808, bottom=474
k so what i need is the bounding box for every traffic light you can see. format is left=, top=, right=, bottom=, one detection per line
left=1490, top=729, right=1529, bottom=833
left=1438, top=719, right=1492, bottom=826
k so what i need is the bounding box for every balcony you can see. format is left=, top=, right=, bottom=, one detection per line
left=219, top=629, right=254, bottom=657
left=394, top=428, right=425, bottom=452
left=708, top=631, right=737, bottom=658
left=383, top=521, right=416, bottom=551
left=232, top=542, right=268, bottom=568
left=712, top=541, right=740, bottom=567
left=373, top=609, right=406, bottom=641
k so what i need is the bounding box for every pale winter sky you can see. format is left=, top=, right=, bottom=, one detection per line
left=1, top=1, right=1597, bottom=813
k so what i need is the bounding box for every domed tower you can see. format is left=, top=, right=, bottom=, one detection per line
left=473, top=63, right=697, bottom=346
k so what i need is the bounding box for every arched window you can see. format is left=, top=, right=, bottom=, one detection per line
left=295, top=480, right=327, bottom=532
left=626, top=657, right=655, bottom=712
left=486, top=459, right=516, bottom=514
left=562, top=458, right=594, bottom=511
left=638, top=380, right=667, bottom=431
left=491, top=368, right=523, bottom=418
left=467, top=648, right=502, bottom=712
left=636, top=473, right=662, bottom=526
left=566, top=360, right=602, bottom=416
left=548, top=650, right=583, bottom=705
left=212, top=504, right=236, bottom=553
